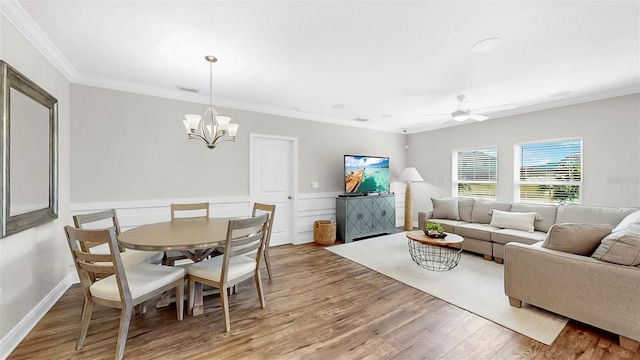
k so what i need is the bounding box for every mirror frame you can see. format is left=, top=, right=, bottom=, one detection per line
left=0, top=60, right=58, bottom=238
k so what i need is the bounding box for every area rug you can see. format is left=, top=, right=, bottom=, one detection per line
left=326, top=232, right=568, bottom=345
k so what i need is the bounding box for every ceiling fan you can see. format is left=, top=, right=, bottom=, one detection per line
left=419, top=95, right=515, bottom=124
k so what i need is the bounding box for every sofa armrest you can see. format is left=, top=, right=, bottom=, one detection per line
left=418, top=210, right=433, bottom=230
left=504, top=242, right=640, bottom=342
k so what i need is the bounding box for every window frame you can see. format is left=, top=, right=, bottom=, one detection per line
left=513, top=137, right=583, bottom=204
left=452, top=146, right=498, bottom=200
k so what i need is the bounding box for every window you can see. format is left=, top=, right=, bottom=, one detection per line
left=515, top=138, right=582, bottom=204
left=453, top=147, right=497, bottom=199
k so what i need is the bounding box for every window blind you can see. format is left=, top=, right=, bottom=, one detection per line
left=515, top=138, right=582, bottom=204
left=453, top=147, right=497, bottom=199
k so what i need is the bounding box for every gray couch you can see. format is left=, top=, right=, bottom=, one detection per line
left=419, top=197, right=640, bottom=351
left=418, top=197, right=636, bottom=263
left=505, top=241, right=640, bottom=351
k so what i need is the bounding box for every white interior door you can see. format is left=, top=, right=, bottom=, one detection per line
left=250, top=134, right=296, bottom=246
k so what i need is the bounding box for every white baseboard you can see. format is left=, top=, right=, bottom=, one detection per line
left=0, top=274, right=74, bottom=359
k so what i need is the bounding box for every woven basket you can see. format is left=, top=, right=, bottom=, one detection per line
left=314, top=220, right=336, bottom=245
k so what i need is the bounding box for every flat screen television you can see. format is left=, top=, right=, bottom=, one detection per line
left=344, top=155, right=390, bottom=195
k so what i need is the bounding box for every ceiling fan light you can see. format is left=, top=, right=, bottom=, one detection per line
left=452, top=111, right=470, bottom=121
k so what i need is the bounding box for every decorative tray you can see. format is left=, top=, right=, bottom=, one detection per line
left=423, top=230, right=446, bottom=238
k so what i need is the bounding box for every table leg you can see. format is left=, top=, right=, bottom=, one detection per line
left=191, top=282, right=204, bottom=316
left=155, top=290, right=176, bottom=308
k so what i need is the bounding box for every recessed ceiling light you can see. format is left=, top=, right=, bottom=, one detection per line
left=549, top=91, right=571, bottom=97
left=332, top=104, right=346, bottom=109
left=353, top=117, right=369, bottom=122
left=472, top=37, right=503, bottom=52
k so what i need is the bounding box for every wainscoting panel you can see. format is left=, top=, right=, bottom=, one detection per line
left=70, top=192, right=407, bottom=244
left=295, top=192, right=340, bottom=244
left=70, top=196, right=252, bottom=232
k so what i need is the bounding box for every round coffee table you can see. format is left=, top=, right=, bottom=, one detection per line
left=406, top=230, right=464, bottom=271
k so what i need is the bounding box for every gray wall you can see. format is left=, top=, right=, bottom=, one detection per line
left=0, top=15, right=71, bottom=341
left=407, top=94, right=640, bottom=214
left=70, top=85, right=407, bottom=202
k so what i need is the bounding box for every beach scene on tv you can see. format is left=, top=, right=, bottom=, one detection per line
left=344, top=156, right=390, bottom=194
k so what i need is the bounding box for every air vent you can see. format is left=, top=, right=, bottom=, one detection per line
left=176, top=85, right=199, bottom=93
left=353, top=117, right=370, bottom=122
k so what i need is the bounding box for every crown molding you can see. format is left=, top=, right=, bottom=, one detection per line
left=0, top=0, right=78, bottom=81
left=73, top=72, right=400, bottom=133
left=407, top=85, right=640, bottom=134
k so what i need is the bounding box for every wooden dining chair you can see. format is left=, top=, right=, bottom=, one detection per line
left=64, top=226, right=185, bottom=360
left=165, top=202, right=210, bottom=266
left=73, top=209, right=164, bottom=268
left=186, top=213, right=269, bottom=332
left=252, top=203, right=276, bottom=279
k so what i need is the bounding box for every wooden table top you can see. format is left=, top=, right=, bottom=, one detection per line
left=118, top=217, right=232, bottom=252
left=405, top=230, right=464, bottom=246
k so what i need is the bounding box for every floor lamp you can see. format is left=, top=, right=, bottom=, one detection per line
left=400, top=167, right=424, bottom=231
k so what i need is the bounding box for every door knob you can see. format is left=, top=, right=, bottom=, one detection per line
left=288, top=196, right=293, bottom=199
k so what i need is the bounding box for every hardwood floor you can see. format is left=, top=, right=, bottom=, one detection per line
left=9, top=243, right=639, bottom=360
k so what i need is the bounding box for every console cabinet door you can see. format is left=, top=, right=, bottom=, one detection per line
left=336, top=195, right=396, bottom=243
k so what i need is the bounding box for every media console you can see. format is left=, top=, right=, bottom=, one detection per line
left=336, top=194, right=396, bottom=243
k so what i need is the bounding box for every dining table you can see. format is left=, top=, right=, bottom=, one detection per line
left=118, top=216, right=235, bottom=316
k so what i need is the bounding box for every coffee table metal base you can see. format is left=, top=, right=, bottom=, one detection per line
left=408, top=239, right=462, bottom=271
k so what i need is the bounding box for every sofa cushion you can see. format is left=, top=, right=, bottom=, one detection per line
left=510, top=202, right=558, bottom=232
left=455, top=223, right=500, bottom=242
left=432, top=197, right=460, bottom=220
left=592, top=223, right=640, bottom=266
left=556, top=205, right=638, bottom=228
left=492, top=228, right=547, bottom=245
left=458, top=197, right=475, bottom=223
left=470, top=199, right=511, bottom=224
left=489, top=209, right=538, bottom=232
left=612, top=210, right=640, bottom=232
left=426, top=219, right=466, bottom=233
left=541, top=223, right=612, bottom=256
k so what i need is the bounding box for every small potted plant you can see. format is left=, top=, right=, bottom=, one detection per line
left=425, top=222, right=444, bottom=236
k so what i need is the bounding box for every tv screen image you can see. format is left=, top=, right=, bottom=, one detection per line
left=344, top=155, right=390, bottom=194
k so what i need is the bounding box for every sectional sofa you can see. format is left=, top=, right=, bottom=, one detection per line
left=418, top=197, right=640, bottom=351
left=417, top=197, right=636, bottom=263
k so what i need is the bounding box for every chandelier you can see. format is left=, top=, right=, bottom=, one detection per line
left=181, top=55, right=239, bottom=149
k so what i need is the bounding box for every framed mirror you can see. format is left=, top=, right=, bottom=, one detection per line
left=0, top=60, right=58, bottom=238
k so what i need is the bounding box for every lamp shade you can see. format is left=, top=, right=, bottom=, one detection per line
left=400, top=167, right=424, bottom=182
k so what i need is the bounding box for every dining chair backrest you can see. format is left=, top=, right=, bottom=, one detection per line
left=171, top=202, right=209, bottom=221
left=252, top=203, right=276, bottom=248
left=65, top=226, right=125, bottom=297
left=220, top=213, right=269, bottom=281
left=73, top=209, right=125, bottom=253
left=252, top=203, right=276, bottom=278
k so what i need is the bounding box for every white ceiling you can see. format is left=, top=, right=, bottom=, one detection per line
left=3, top=0, right=639, bottom=133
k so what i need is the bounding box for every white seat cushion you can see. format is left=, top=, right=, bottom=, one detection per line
left=187, top=255, right=256, bottom=282
left=90, top=263, right=185, bottom=301
left=120, top=249, right=164, bottom=267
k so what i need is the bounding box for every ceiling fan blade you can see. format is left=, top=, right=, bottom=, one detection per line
left=436, top=117, right=453, bottom=124
left=473, top=103, right=516, bottom=114
left=469, top=113, right=489, bottom=121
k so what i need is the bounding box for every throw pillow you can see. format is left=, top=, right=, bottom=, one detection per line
left=431, top=197, right=460, bottom=220
left=612, top=210, right=640, bottom=232
left=592, top=223, right=640, bottom=266
left=489, top=210, right=539, bottom=232
left=541, top=223, right=612, bottom=256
